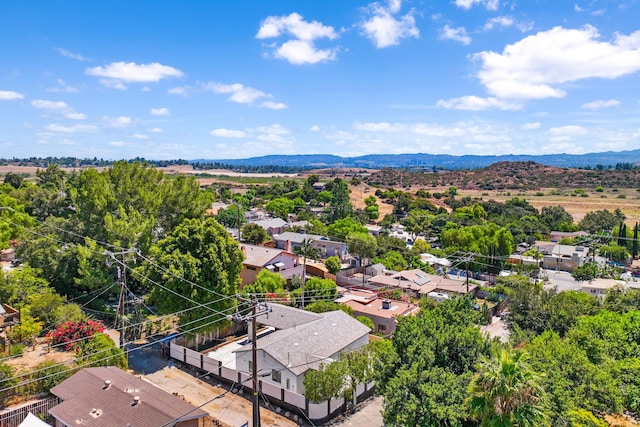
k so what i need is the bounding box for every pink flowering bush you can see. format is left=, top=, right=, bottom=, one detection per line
left=49, top=320, right=105, bottom=351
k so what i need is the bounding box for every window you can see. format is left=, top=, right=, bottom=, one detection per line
left=286, top=378, right=291, bottom=390
left=248, top=361, right=253, bottom=371
left=272, top=369, right=281, bottom=383
left=378, top=324, right=386, bottom=333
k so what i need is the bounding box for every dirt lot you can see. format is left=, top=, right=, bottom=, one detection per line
left=144, top=366, right=297, bottom=427
left=3, top=339, right=75, bottom=373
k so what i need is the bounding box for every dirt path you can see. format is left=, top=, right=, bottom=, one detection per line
left=144, top=366, right=297, bottom=427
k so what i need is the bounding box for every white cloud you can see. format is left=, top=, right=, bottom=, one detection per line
left=474, top=26, right=640, bottom=100
left=210, top=128, right=247, bottom=138
left=360, top=0, right=420, bottom=48
left=65, top=112, right=87, bottom=120
left=455, top=0, right=499, bottom=10
left=436, top=96, right=522, bottom=110
left=521, top=122, right=541, bottom=130
left=440, top=25, right=471, bottom=45
left=310, top=125, right=320, bottom=132
left=85, top=62, right=183, bottom=89
left=54, top=47, right=90, bottom=61
left=581, top=99, right=621, bottom=109
left=483, top=16, right=514, bottom=31
left=31, top=100, right=68, bottom=110
left=103, top=116, right=133, bottom=128
left=256, top=13, right=340, bottom=64
left=0, top=90, right=24, bottom=100
left=150, top=107, right=170, bottom=116
left=255, top=124, right=290, bottom=135
left=47, top=79, right=79, bottom=93
left=548, top=125, right=588, bottom=142
left=32, top=99, right=87, bottom=120
left=202, top=82, right=269, bottom=104
left=109, top=141, right=126, bottom=147
left=168, top=86, right=191, bottom=96
left=45, top=124, right=98, bottom=133
left=260, top=101, right=288, bottom=110
left=132, top=133, right=149, bottom=139
left=150, top=127, right=165, bottom=133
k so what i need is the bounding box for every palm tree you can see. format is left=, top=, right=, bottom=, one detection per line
left=293, top=239, right=320, bottom=308
left=467, top=348, right=548, bottom=427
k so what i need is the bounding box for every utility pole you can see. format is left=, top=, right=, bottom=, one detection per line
left=230, top=297, right=271, bottom=427
left=251, top=299, right=260, bottom=427
left=105, top=249, right=138, bottom=350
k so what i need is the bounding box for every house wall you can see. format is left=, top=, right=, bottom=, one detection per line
left=241, top=252, right=299, bottom=286
left=543, top=255, right=581, bottom=272
left=235, top=349, right=302, bottom=394
left=176, top=419, right=201, bottom=427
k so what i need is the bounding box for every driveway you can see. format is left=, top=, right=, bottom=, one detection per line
left=144, top=366, right=296, bottom=427
left=330, top=396, right=384, bottom=427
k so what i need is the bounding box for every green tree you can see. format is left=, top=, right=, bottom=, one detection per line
left=579, top=209, right=624, bottom=233
left=0, top=193, right=34, bottom=249
left=292, top=277, right=337, bottom=307
left=144, top=217, right=243, bottom=333
left=324, top=255, right=341, bottom=275
left=3, top=172, right=24, bottom=189
left=265, top=197, right=295, bottom=220
left=540, top=206, right=575, bottom=232
left=327, top=217, right=367, bottom=241
left=303, top=361, right=346, bottom=403
left=0, top=362, right=17, bottom=405
left=242, top=223, right=268, bottom=245
left=328, top=178, right=352, bottom=222
left=292, top=239, right=320, bottom=308
left=356, top=315, right=374, bottom=330
left=76, top=332, right=128, bottom=369
left=216, top=204, right=246, bottom=229
left=347, top=232, right=377, bottom=268
left=467, top=349, right=548, bottom=427
left=241, top=269, right=286, bottom=296
left=374, top=250, right=407, bottom=271
left=317, top=190, right=333, bottom=207
left=305, top=301, right=353, bottom=316
left=7, top=313, right=42, bottom=348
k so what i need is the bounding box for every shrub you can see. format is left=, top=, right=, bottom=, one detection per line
left=50, top=320, right=104, bottom=351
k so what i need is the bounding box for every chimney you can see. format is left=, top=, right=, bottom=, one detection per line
left=103, top=380, right=111, bottom=390
left=382, top=299, right=391, bottom=310
left=132, top=396, right=140, bottom=406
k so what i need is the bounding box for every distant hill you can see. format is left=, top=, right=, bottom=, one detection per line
left=193, top=150, right=640, bottom=170
left=365, top=161, right=640, bottom=190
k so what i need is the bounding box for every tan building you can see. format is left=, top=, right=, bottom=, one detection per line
left=240, top=244, right=300, bottom=286
left=337, top=289, right=419, bottom=335
left=366, top=269, right=478, bottom=299
left=49, top=366, right=207, bottom=427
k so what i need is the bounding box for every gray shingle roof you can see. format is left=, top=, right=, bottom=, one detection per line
left=237, top=310, right=371, bottom=375
left=49, top=366, right=207, bottom=427
left=256, top=303, right=322, bottom=330
left=241, top=244, right=287, bottom=267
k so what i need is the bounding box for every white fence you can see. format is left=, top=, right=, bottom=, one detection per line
left=169, top=341, right=375, bottom=423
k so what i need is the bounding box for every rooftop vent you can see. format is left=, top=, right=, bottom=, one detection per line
left=132, top=396, right=140, bottom=406
left=90, top=408, right=103, bottom=418
left=103, top=380, right=111, bottom=390
left=382, top=299, right=391, bottom=310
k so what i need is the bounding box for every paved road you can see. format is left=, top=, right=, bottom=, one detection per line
left=540, top=269, right=581, bottom=292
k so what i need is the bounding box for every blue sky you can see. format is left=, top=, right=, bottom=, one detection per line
left=1, top=0, right=640, bottom=160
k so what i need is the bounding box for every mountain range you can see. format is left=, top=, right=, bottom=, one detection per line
left=195, top=150, right=640, bottom=170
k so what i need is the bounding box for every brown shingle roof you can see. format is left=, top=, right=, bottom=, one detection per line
left=49, top=366, right=207, bottom=427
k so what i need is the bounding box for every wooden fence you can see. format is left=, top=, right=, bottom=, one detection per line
left=0, top=396, right=59, bottom=427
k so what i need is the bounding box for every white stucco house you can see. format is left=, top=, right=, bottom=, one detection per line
left=233, top=304, right=370, bottom=395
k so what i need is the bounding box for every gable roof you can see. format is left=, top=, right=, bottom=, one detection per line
left=252, top=218, right=288, bottom=229
left=241, top=244, right=291, bottom=268
left=256, top=303, right=322, bottom=330
left=49, top=366, right=207, bottom=427
left=274, top=232, right=342, bottom=246
left=237, top=310, right=370, bottom=376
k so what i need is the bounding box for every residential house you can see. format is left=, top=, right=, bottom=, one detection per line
left=48, top=366, right=208, bottom=427
left=250, top=217, right=289, bottom=237
left=227, top=305, right=370, bottom=395
left=580, top=278, right=626, bottom=299
left=366, top=269, right=478, bottom=299
left=0, top=304, right=19, bottom=330
left=312, top=182, right=327, bottom=191
left=337, top=289, right=419, bottom=335
left=542, top=244, right=589, bottom=272
left=240, top=244, right=300, bottom=286
left=274, top=232, right=349, bottom=261
left=419, top=253, right=451, bottom=272
left=364, top=224, right=382, bottom=237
